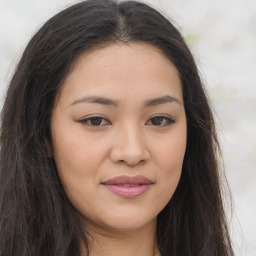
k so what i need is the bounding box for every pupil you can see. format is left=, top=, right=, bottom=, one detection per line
left=90, top=117, right=102, bottom=126
left=152, top=117, right=163, bottom=125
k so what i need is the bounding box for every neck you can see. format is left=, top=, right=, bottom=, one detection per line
left=81, top=219, right=160, bottom=256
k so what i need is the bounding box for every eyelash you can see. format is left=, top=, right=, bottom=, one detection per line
left=146, top=115, right=175, bottom=126
left=79, top=115, right=175, bottom=127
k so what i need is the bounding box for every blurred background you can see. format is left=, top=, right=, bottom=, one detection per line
left=0, top=0, right=255, bottom=255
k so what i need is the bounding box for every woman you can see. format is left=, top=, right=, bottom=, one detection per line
left=0, top=0, right=234, bottom=255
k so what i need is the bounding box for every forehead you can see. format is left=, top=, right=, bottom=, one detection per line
left=60, top=42, right=183, bottom=106
left=72, top=42, right=179, bottom=77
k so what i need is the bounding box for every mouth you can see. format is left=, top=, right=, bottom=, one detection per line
left=101, top=175, right=153, bottom=198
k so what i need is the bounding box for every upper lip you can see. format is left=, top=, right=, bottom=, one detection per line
left=102, top=175, right=153, bottom=185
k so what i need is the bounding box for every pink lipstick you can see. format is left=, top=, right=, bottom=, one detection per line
left=102, top=175, right=153, bottom=198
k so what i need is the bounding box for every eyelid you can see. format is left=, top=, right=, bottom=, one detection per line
left=78, top=114, right=111, bottom=126
left=77, top=114, right=175, bottom=127
left=146, top=114, right=175, bottom=126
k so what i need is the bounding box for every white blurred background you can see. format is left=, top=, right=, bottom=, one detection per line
left=0, top=0, right=255, bottom=255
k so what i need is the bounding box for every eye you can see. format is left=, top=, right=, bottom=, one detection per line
left=79, top=116, right=111, bottom=126
left=146, top=115, right=175, bottom=127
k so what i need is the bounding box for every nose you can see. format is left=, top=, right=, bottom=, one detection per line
left=109, top=124, right=150, bottom=166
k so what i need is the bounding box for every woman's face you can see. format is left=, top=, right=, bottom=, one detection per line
left=51, top=42, right=187, bottom=234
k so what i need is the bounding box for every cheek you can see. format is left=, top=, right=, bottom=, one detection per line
left=52, top=135, right=102, bottom=209
left=51, top=132, right=107, bottom=205
left=52, top=124, right=106, bottom=174
left=157, top=125, right=186, bottom=166
left=160, top=139, right=186, bottom=171
left=154, top=127, right=187, bottom=197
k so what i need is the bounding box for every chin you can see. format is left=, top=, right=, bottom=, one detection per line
left=96, top=210, right=158, bottom=233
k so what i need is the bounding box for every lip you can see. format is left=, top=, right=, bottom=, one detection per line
left=101, top=175, right=153, bottom=198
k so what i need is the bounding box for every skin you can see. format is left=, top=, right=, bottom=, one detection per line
left=51, top=42, right=187, bottom=256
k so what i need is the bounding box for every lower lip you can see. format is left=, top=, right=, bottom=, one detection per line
left=103, top=184, right=152, bottom=198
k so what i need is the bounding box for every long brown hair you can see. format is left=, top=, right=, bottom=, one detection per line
left=0, top=0, right=234, bottom=255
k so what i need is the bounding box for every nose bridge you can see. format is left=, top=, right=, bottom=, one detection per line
left=122, top=122, right=143, bottom=148
left=109, top=121, right=149, bottom=165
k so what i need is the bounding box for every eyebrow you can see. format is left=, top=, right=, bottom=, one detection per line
left=143, top=95, right=182, bottom=107
left=71, top=96, right=119, bottom=107
left=70, top=95, right=181, bottom=107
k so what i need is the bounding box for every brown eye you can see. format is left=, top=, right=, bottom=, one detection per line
left=151, top=116, right=164, bottom=125
left=146, top=116, right=175, bottom=127
left=79, top=116, right=111, bottom=126
left=89, top=117, right=104, bottom=126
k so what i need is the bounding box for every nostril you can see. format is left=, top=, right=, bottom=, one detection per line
left=109, top=143, right=150, bottom=165
left=115, top=159, right=146, bottom=166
